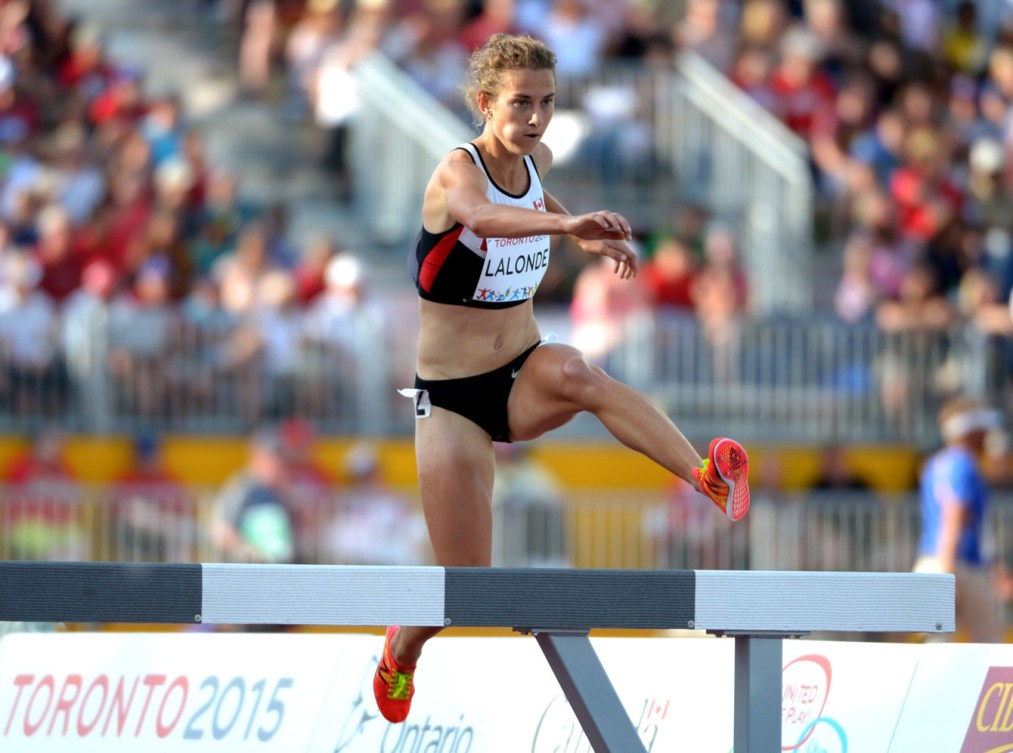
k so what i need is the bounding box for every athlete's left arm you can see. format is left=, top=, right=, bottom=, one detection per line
left=537, top=149, right=638, bottom=279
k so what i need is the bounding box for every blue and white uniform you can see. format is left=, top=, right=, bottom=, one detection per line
left=918, top=445, right=988, bottom=565
left=916, top=443, right=1002, bottom=642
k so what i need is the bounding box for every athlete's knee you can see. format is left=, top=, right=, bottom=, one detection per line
left=559, top=353, right=611, bottom=405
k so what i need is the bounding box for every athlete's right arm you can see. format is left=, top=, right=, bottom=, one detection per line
left=438, top=156, right=630, bottom=242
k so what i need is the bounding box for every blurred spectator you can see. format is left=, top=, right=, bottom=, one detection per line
left=887, top=0, right=941, bottom=54
left=250, top=267, right=303, bottom=418
left=276, top=416, right=337, bottom=561
left=889, top=125, right=963, bottom=249
left=34, top=203, right=83, bottom=303
left=965, top=139, right=1013, bottom=297
left=0, top=133, right=44, bottom=226
left=263, top=201, right=300, bottom=269
left=848, top=108, right=906, bottom=191
left=140, top=93, right=184, bottom=167
left=110, top=432, right=195, bottom=562
left=278, top=416, right=335, bottom=501
left=459, top=0, right=518, bottom=53
left=876, top=262, right=956, bottom=334
left=802, top=0, right=865, bottom=88
left=811, top=442, right=870, bottom=492
left=57, top=21, right=115, bottom=102
left=570, top=252, right=650, bottom=369
left=0, top=56, right=40, bottom=145
left=47, top=121, right=105, bottom=226
left=106, top=256, right=181, bottom=418
left=151, top=159, right=198, bottom=239
left=238, top=0, right=280, bottom=98
left=2, top=426, right=86, bottom=560
left=385, top=0, right=468, bottom=111
left=190, top=172, right=254, bottom=278
left=0, top=251, right=67, bottom=418
left=310, top=10, right=382, bottom=201
left=284, top=0, right=342, bottom=120
left=639, top=235, right=697, bottom=312
left=491, top=442, right=569, bottom=567
left=739, top=0, right=789, bottom=53
left=943, top=1, right=988, bottom=78
left=673, top=0, right=736, bottom=72
left=914, top=395, right=1004, bottom=642
left=834, top=230, right=878, bottom=324
left=810, top=73, right=877, bottom=211
left=302, top=252, right=383, bottom=414
left=981, top=46, right=1013, bottom=145
left=60, top=257, right=116, bottom=401
left=87, top=67, right=146, bottom=127
left=173, top=276, right=260, bottom=421
left=850, top=188, right=916, bottom=302
left=769, top=25, right=836, bottom=142
left=729, top=43, right=778, bottom=111
left=102, top=171, right=154, bottom=280
left=691, top=226, right=749, bottom=382
left=611, top=3, right=673, bottom=64
left=538, top=0, right=608, bottom=79
left=322, top=441, right=425, bottom=565
left=213, top=220, right=280, bottom=317
left=578, top=78, right=657, bottom=190
left=292, top=233, right=337, bottom=304
left=644, top=473, right=740, bottom=571
left=211, top=427, right=298, bottom=563
left=875, top=262, right=956, bottom=435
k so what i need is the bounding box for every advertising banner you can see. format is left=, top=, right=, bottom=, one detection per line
left=0, top=631, right=1007, bottom=752
left=0, top=632, right=356, bottom=753
left=891, top=643, right=1013, bottom=753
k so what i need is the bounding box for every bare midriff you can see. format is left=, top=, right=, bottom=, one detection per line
left=415, top=298, right=541, bottom=380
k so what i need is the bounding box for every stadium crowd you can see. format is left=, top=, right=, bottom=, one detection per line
left=0, top=0, right=1010, bottom=434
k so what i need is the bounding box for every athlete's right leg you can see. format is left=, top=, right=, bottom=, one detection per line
left=394, top=407, right=496, bottom=663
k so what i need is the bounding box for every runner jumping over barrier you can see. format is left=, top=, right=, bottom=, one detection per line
left=389, top=31, right=750, bottom=727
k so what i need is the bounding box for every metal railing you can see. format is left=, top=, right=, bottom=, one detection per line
left=0, top=300, right=1006, bottom=445
left=610, top=311, right=996, bottom=447
left=3, top=484, right=1011, bottom=578
left=349, top=53, right=474, bottom=247
left=670, top=52, right=814, bottom=313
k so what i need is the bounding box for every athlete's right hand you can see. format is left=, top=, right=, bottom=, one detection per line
left=564, top=211, right=633, bottom=242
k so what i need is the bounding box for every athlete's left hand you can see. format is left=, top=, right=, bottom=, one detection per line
left=577, top=238, right=638, bottom=279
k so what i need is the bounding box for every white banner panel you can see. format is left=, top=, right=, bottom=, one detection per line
left=890, top=643, right=1013, bottom=753
left=0, top=632, right=352, bottom=753
left=778, top=641, right=920, bottom=753
left=310, top=635, right=921, bottom=753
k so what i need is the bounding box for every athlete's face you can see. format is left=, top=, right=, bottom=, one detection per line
left=485, top=68, right=555, bottom=154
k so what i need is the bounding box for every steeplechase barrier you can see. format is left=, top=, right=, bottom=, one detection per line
left=0, top=562, right=954, bottom=753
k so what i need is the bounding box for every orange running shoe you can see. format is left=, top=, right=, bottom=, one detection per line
left=374, top=626, right=416, bottom=723
left=692, top=437, right=750, bottom=522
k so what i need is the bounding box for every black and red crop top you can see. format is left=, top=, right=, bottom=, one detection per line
left=407, top=142, right=551, bottom=308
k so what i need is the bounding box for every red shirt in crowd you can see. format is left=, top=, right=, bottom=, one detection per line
left=769, top=67, right=836, bottom=139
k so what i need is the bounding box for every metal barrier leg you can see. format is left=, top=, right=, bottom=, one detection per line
left=528, top=629, right=648, bottom=753
left=733, top=635, right=783, bottom=753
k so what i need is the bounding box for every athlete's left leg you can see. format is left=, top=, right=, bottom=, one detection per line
left=507, top=343, right=707, bottom=485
